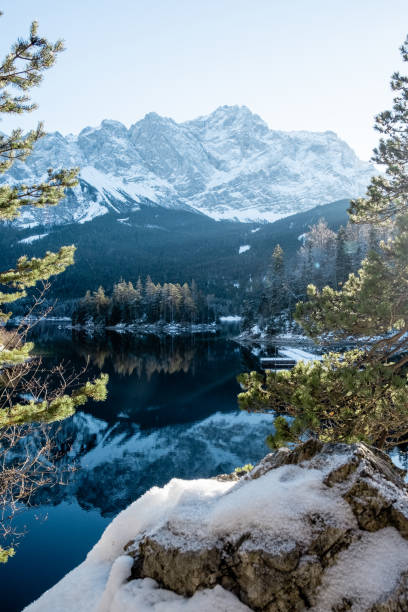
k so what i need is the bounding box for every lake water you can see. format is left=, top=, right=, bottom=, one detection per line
left=1, top=323, right=278, bottom=612
left=2, top=323, right=407, bottom=611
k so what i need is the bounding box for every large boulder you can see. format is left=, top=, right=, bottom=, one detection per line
left=124, top=440, right=408, bottom=611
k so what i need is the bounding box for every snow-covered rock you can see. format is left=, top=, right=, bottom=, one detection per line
left=4, top=106, right=375, bottom=227
left=25, top=440, right=408, bottom=611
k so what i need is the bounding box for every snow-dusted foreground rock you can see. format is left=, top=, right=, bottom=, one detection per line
left=25, top=440, right=408, bottom=611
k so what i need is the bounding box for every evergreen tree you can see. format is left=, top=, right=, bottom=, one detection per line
left=304, top=219, right=336, bottom=288
left=181, top=282, right=196, bottom=323
left=134, top=277, right=143, bottom=319
left=0, top=15, right=108, bottom=424
left=335, top=226, right=352, bottom=286
left=264, top=244, right=285, bottom=317
left=272, top=244, right=284, bottom=277
left=144, top=276, right=159, bottom=322
left=0, top=14, right=107, bottom=561
left=93, top=286, right=110, bottom=323
left=239, top=36, right=408, bottom=451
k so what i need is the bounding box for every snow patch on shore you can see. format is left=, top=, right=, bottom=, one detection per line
left=279, top=347, right=323, bottom=362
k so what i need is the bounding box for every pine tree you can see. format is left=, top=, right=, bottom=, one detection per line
left=134, top=277, right=143, bottom=319
left=303, top=219, right=336, bottom=288
left=239, top=36, right=408, bottom=451
left=272, top=244, right=284, bottom=277
left=181, top=282, right=196, bottom=323
left=0, top=14, right=108, bottom=561
left=93, top=286, right=110, bottom=324
left=144, top=276, right=159, bottom=322
left=0, top=14, right=108, bottom=423
left=335, top=226, right=352, bottom=286
left=264, top=244, right=285, bottom=316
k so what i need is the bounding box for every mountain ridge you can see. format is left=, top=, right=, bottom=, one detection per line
left=1, top=105, right=375, bottom=227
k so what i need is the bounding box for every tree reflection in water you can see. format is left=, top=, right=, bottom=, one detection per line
left=73, top=332, right=197, bottom=378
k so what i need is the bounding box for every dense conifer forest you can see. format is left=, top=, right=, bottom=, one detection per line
left=72, top=278, right=214, bottom=326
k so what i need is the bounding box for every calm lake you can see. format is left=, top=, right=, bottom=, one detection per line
left=2, top=322, right=407, bottom=612
left=1, top=322, right=277, bottom=612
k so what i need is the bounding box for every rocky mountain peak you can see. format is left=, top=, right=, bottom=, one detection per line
left=2, top=106, right=376, bottom=227
left=100, top=119, right=128, bottom=133
left=185, top=104, right=269, bottom=136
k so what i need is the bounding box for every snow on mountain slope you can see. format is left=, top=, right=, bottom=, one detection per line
left=2, top=105, right=375, bottom=226
left=184, top=106, right=375, bottom=221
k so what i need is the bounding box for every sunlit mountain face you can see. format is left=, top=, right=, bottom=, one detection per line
left=2, top=105, right=374, bottom=227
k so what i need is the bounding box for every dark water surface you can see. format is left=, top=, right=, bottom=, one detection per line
left=1, top=323, right=278, bottom=612
left=2, top=324, right=407, bottom=611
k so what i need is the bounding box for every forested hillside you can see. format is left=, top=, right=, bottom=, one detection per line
left=2, top=199, right=350, bottom=313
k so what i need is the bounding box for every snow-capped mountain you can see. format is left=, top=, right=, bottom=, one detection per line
left=3, top=105, right=375, bottom=226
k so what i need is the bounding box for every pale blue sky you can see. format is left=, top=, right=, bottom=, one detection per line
left=1, top=0, right=408, bottom=160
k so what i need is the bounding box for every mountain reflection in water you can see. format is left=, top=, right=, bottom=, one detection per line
left=27, top=326, right=277, bottom=513
left=1, top=323, right=276, bottom=612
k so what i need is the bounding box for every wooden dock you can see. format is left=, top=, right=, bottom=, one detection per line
left=259, top=357, right=296, bottom=369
